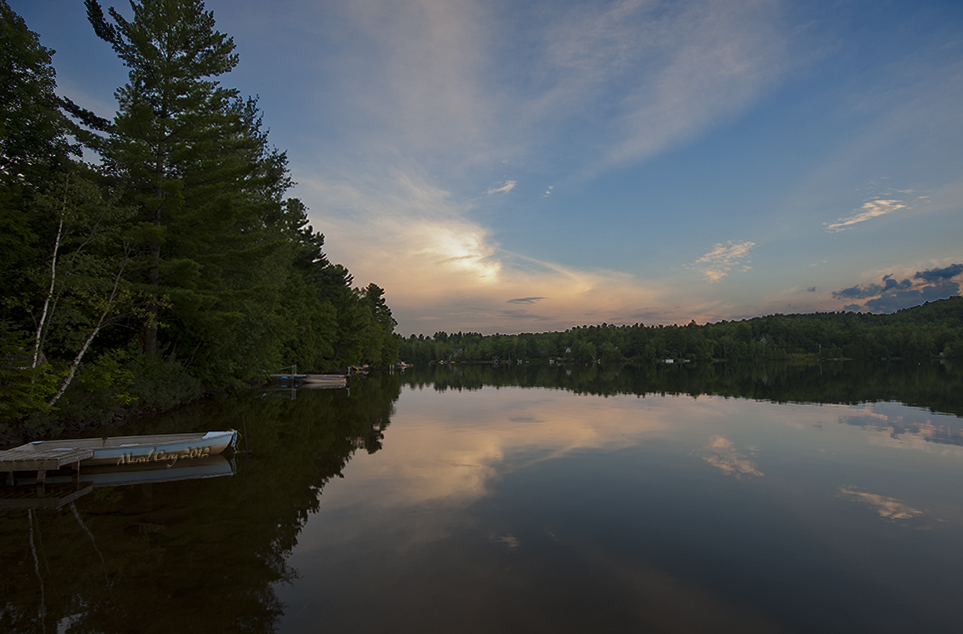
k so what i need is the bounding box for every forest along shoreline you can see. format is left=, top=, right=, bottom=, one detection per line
left=399, top=297, right=963, bottom=365
left=0, top=1, right=398, bottom=445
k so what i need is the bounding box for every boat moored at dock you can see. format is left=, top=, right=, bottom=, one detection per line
left=2, top=430, right=238, bottom=470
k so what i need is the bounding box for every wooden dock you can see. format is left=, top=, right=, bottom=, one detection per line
left=1, top=448, right=93, bottom=485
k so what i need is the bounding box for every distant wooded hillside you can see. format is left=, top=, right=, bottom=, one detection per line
left=399, top=296, right=963, bottom=364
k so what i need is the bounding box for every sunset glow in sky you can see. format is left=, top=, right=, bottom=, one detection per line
left=14, top=0, right=963, bottom=334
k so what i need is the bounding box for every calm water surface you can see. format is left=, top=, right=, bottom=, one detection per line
left=2, top=362, right=962, bottom=633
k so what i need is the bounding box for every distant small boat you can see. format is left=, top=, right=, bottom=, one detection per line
left=297, top=374, right=348, bottom=385
left=6, top=431, right=238, bottom=467
left=297, top=381, right=347, bottom=390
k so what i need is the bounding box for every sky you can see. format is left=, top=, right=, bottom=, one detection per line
left=11, top=0, right=963, bottom=335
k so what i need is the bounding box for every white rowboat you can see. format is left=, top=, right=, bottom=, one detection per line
left=6, top=431, right=238, bottom=467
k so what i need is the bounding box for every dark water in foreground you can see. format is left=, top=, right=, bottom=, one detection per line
left=2, top=361, right=962, bottom=633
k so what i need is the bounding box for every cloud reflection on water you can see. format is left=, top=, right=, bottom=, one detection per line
left=319, top=388, right=683, bottom=511
left=701, top=437, right=764, bottom=478
left=280, top=386, right=963, bottom=633
left=838, top=486, right=924, bottom=520
left=321, top=392, right=963, bottom=518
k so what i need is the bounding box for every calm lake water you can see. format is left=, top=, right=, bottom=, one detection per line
left=2, top=362, right=962, bottom=633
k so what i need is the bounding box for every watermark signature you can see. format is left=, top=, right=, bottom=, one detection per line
left=116, top=446, right=211, bottom=468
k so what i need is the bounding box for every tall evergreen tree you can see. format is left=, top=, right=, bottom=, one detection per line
left=86, top=0, right=247, bottom=357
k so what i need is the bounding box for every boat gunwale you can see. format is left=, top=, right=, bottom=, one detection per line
left=9, top=431, right=236, bottom=452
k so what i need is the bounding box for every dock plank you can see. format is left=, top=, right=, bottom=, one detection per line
left=0, top=448, right=94, bottom=472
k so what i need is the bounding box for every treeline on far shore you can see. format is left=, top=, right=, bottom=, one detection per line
left=398, top=296, right=963, bottom=365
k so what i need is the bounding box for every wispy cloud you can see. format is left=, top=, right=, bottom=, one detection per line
left=536, top=0, right=787, bottom=170
left=332, top=0, right=499, bottom=158
left=693, top=241, right=755, bottom=283
left=487, top=180, right=516, bottom=195
left=825, top=199, right=908, bottom=232
left=320, top=0, right=788, bottom=178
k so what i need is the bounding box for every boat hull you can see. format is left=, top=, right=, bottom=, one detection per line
left=8, top=431, right=238, bottom=467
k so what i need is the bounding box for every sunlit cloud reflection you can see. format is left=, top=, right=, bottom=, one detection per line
left=701, top=437, right=763, bottom=478
left=838, top=486, right=923, bottom=520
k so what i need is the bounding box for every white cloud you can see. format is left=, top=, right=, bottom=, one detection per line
left=825, top=199, right=908, bottom=232
left=693, top=241, right=756, bottom=283
left=304, top=168, right=501, bottom=284
left=487, top=180, right=516, bottom=195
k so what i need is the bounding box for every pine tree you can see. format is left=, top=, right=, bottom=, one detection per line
left=86, top=0, right=295, bottom=381
left=86, top=0, right=246, bottom=355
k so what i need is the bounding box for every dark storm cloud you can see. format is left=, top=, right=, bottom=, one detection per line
left=833, top=283, right=883, bottom=300
left=833, top=266, right=962, bottom=313
left=506, top=297, right=547, bottom=305
left=834, top=275, right=912, bottom=301
left=914, top=263, right=963, bottom=282
left=862, top=281, right=960, bottom=312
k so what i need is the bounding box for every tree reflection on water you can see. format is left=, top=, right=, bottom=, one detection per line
left=0, top=373, right=401, bottom=634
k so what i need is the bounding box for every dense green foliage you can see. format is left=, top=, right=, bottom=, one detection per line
left=0, top=0, right=397, bottom=433
left=399, top=296, right=963, bottom=365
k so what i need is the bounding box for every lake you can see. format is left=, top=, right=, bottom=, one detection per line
left=2, top=361, right=962, bottom=633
